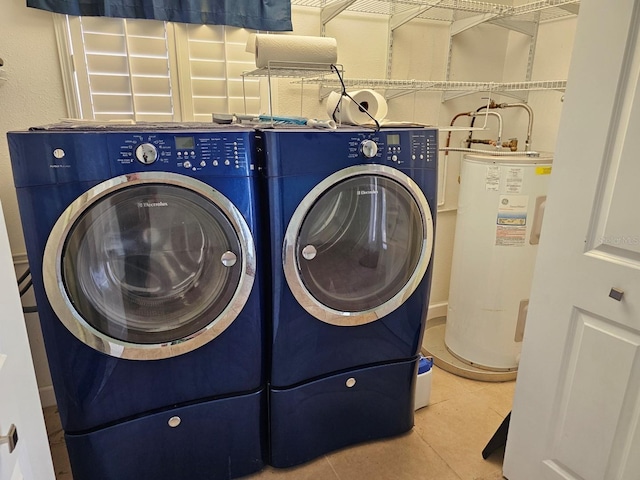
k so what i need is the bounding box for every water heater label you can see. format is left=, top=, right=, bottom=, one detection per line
left=496, top=195, right=529, bottom=246
left=505, top=167, right=525, bottom=194
left=485, top=166, right=500, bottom=191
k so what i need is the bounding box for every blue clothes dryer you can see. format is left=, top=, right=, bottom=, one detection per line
left=258, top=126, right=438, bottom=467
left=8, top=124, right=267, bottom=480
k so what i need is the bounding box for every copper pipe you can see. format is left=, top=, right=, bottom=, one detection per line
left=445, top=112, right=473, bottom=156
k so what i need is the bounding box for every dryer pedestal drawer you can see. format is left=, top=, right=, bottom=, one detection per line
left=65, top=389, right=266, bottom=480
left=269, top=358, right=418, bottom=468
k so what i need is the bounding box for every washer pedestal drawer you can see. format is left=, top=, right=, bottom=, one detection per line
left=269, top=358, right=418, bottom=468
left=65, top=389, right=266, bottom=480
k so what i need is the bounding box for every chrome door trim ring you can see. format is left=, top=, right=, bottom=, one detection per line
left=283, top=164, right=434, bottom=326
left=43, top=172, right=256, bottom=360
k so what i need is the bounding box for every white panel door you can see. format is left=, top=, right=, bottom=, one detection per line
left=0, top=201, right=54, bottom=480
left=503, top=1, right=640, bottom=479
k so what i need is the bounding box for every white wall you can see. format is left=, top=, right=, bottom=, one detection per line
left=1, top=1, right=68, bottom=251
left=1, top=0, right=68, bottom=405
left=0, top=1, right=577, bottom=404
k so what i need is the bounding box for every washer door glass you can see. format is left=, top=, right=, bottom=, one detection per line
left=296, top=174, right=424, bottom=313
left=62, top=184, right=242, bottom=345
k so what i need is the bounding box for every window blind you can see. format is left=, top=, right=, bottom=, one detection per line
left=59, top=15, right=264, bottom=122
left=67, top=16, right=178, bottom=121
left=175, top=24, right=262, bottom=122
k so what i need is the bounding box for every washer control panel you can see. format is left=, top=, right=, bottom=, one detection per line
left=108, top=130, right=254, bottom=176
left=349, top=129, right=438, bottom=167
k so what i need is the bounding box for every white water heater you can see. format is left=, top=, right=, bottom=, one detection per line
left=445, top=153, right=553, bottom=371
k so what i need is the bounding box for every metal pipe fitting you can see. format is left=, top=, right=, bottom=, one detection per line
left=498, top=102, right=534, bottom=151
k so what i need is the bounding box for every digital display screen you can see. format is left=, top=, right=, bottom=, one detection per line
left=175, top=136, right=195, bottom=149
left=387, top=134, right=400, bottom=145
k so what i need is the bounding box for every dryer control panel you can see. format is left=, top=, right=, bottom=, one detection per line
left=258, top=127, right=438, bottom=178
left=107, top=131, right=255, bottom=176
left=347, top=129, right=438, bottom=168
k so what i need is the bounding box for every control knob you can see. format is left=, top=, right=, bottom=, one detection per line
left=360, top=139, right=378, bottom=158
left=135, top=143, right=158, bottom=165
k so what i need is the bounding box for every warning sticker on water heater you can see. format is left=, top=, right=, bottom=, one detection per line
left=496, top=195, right=529, bottom=246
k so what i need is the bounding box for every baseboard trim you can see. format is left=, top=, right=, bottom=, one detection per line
left=427, top=302, right=447, bottom=321
left=39, top=385, right=56, bottom=408
left=12, top=252, right=29, bottom=266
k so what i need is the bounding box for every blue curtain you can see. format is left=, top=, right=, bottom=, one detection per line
left=27, top=0, right=292, bottom=31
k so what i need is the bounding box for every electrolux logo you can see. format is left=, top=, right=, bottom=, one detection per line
left=357, top=189, right=378, bottom=196
left=138, top=201, right=169, bottom=208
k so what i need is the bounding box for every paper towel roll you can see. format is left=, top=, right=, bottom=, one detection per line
left=246, top=33, right=257, bottom=54
left=326, top=90, right=388, bottom=125
left=254, top=34, right=338, bottom=68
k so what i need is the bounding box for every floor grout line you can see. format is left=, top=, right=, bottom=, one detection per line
left=325, top=455, right=343, bottom=480
left=412, top=422, right=466, bottom=480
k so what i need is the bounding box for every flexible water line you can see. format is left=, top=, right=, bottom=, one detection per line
left=439, top=147, right=541, bottom=157
left=499, top=102, right=534, bottom=151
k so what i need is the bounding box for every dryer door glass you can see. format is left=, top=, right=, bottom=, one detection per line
left=296, top=175, right=423, bottom=313
left=61, top=184, right=242, bottom=344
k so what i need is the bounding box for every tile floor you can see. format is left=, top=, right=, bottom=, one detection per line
left=44, top=366, right=515, bottom=480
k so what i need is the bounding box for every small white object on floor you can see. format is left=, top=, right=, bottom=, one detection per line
left=415, top=356, right=433, bottom=410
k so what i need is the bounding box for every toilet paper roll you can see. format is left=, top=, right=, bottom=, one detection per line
left=326, top=90, right=388, bottom=125
left=254, top=34, right=338, bottom=68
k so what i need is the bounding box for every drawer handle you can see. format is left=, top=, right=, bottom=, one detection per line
left=609, top=288, right=624, bottom=301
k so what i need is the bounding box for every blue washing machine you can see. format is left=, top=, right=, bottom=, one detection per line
left=8, top=124, right=267, bottom=480
left=258, top=126, right=438, bottom=467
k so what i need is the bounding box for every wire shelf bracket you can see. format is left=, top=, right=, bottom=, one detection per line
left=242, top=61, right=343, bottom=121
